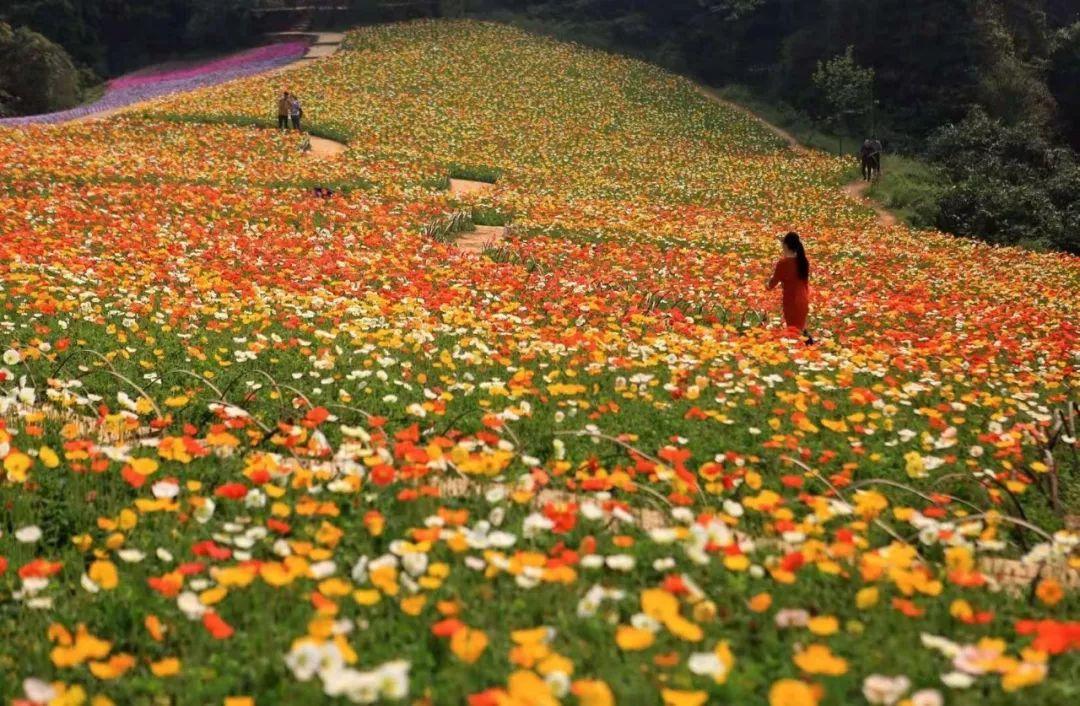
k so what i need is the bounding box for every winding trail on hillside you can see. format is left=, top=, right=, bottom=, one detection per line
left=695, top=83, right=898, bottom=228
left=842, top=179, right=899, bottom=227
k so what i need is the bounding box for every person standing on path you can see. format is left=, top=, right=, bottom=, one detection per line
left=290, top=94, right=303, bottom=131
left=766, top=231, right=813, bottom=344
left=277, top=91, right=291, bottom=130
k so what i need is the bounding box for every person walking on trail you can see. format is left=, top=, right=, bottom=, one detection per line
left=277, top=91, right=291, bottom=130
left=766, top=231, right=814, bottom=344
left=860, top=137, right=883, bottom=181
left=290, top=94, right=303, bottom=131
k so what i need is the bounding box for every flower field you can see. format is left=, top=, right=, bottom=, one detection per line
left=0, top=42, right=309, bottom=127
left=1, top=19, right=1078, bottom=706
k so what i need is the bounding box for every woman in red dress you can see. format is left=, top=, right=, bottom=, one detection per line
left=766, top=231, right=813, bottom=343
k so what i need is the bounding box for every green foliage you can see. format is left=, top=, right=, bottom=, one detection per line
left=975, top=0, right=1057, bottom=130
left=928, top=108, right=1079, bottom=252
left=470, top=205, right=512, bottom=226
left=184, top=0, right=257, bottom=50
left=1048, top=23, right=1080, bottom=148
left=698, top=0, right=766, bottom=21
left=447, top=162, right=501, bottom=183
left=811, top=46, right=875, bottom=149
left=0, top=21, right=80, bottom=116
left=422, top=210, right=474, bottom=241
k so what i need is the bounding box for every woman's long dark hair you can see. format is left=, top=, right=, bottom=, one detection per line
left=783, top=231, right=809, bottom=281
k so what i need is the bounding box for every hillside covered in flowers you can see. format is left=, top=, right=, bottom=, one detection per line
left=0, top=19, right=1077, bottom=706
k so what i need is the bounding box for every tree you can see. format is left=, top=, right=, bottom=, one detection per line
left=0, top=22, right=81, bottom=116
left=1, top=0, right=106, bottom=73
left=1048, top=23, right=1080, bottom=148
left=698, top=0, right=765, bottom=21
left=185, top=0, right=257, bottom=49
left=812, top=45, right=874, bottom=152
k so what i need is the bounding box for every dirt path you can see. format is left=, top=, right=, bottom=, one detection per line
left=449, top=178, right=495, bottom=197
left=443, top=179, right=507, bottom=253
left=842, top=178, right=899, bottom=227
left=455, top=225, right=506, bottom=254
left=694, top=83, right=898, bottom=227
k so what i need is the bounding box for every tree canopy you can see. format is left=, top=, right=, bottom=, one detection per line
left=0, top=21, right=80, bottom=116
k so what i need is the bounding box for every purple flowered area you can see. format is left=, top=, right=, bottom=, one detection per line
left=0, top=41, right=309, bottom=126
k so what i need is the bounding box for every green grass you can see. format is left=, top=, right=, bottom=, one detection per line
left=865, top=154, right=948, bottom=230
left=447, top=162, right=502, bottom=183
left=422, top=210, right=474, bottom=242
left=470, top=205, right=513, bottom=226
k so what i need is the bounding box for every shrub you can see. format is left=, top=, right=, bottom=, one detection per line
left=0, top=22, right=80, bottom=116
left=928, top=108, right=1079, bottom=253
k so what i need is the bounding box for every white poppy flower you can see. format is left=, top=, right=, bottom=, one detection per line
left=22, top=678, right=55, bottom=703
left=193, top=499, right=216, bottom=524
left=309, top=561, right=337, bottom=579
left=605, top=554, right=635, bottom=572
left=81, top=573, right=100, bottom=593
left=911, top=689, right=943, bottom=706
left=152, top=481, right=180, bottom=499
left=402, top=552, right=428, bottom=577
left=487, top=531, right=517, bottom=548
left=545, top=671, right=570, bottom=698
left=940, top=671, right=975, bottom=689
left=15, top=526, right=42, bottom=543
left=285, top=643, right=322, bottom=681
left=862, top=675, right=911, bottom=705
left=117, top=549, right=146, bottom=563
left=630, top=613, right=662, bottom=632
left=177, top=591, right=206, bottom=619
left=688, top=652, right=724, bottom=680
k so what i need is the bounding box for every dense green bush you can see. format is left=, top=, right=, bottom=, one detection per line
left=0, top=22, right=81, bottom=116
left=928, top=109, right=1079, bottom=252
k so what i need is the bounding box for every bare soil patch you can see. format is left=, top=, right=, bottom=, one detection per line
left=449, top=178, right=495, bottom=197
left=455, top=225, right=506, bottom=254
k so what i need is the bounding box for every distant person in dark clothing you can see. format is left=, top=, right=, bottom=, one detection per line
left=277, top=91, right=291, bottom=130
left=290, top=95, right=303, bottom=130
left=861, top=138, right=883, bottom=180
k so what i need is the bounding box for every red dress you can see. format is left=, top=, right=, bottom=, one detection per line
left=767, top=257, right=809, bottom=331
